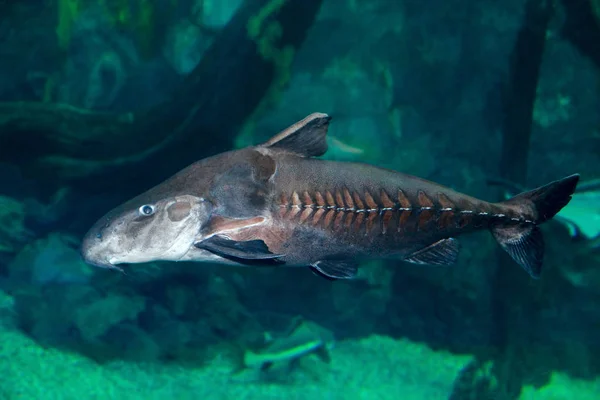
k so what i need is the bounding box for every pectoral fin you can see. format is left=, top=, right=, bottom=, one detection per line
left=195, top=235, right=284, bottom=262
left=309, top=260, right=358, bottom=280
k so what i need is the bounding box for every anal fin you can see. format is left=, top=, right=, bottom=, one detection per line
left=195, top=235, right=284, bottom=263
left=310, top=260, right=358, bottom=280
left=491, top=224, right=543, bottom=279
left=403, top=238, right=460, bottom=266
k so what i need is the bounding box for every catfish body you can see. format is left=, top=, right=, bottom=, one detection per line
left=81, top=113, right=580, bottom=280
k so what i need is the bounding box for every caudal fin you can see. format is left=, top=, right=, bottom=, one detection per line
left=491, top=174, right=580, bottom=279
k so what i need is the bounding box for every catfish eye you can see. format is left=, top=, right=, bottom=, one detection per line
left=138, top=205, right=155, bottom=216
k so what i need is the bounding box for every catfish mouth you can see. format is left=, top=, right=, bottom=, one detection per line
left=85, top=254, right=130, bottom=272
left=80, top=233, right=129, bottom=271
left=84, top=258, right=113, bottom=269
left=81, top=251, right=120, bottom=270
left=108, top=258, right=130, bottom=269
left=108, top=261, right=130, bottom=273
left=80, top=238, right=110, bottom=269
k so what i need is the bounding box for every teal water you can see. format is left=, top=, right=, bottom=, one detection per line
left=0, top=1, right=599, bottom=399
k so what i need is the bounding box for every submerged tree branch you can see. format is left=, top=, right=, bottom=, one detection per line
left=0, top=0, right=324, bottom=197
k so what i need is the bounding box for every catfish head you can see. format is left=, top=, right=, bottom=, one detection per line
left=80, top=144, right=282, bottom=269
left=81, top=192, right=212, bottom=269
left=81, top=112, right=331, bottom=270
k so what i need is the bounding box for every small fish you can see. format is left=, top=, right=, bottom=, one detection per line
left=487, top=177, right=600, bottom=242
left=81, top=113, right=580, bottom=280
left=241, top=318, right=334, bottom=372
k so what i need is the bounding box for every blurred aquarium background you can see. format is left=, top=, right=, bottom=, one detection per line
left=0, top=0, right=599, bottom=399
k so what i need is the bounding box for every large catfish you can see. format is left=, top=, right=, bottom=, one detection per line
left=81, top=113, right=579, bottom=280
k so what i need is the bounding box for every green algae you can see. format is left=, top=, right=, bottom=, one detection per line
left=0, top=312, right=475, bottom=400
left=520, top=372, right=600, bottom=400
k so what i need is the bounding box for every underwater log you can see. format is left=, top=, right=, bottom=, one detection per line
left=0, top=102, right=135, bottom=180
left=0, top=0, right=324, bottom=197
left=560, top=0, right=600, bottom=69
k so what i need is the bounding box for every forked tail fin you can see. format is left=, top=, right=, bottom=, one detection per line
left=491, top=174, right=580, bottom=279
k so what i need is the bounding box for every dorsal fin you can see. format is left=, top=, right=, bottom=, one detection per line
left=261, top=113, right=331, bottom=157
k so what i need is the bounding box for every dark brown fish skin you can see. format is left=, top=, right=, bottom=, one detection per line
left=226, top=150, right=531, bottom=266
left=81, top=112, right=578, bottom=278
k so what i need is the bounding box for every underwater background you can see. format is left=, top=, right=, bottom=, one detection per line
left=0, top=0, right=599, bottom=398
